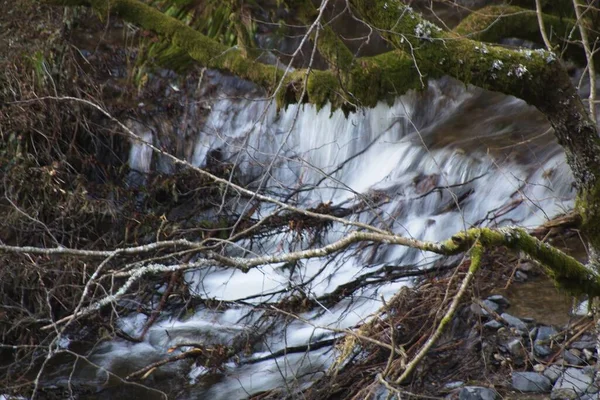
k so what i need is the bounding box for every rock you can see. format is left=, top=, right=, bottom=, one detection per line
left=515, top=270, right=528, bottom=281
left=536, top=326, right=558, bottom=344
left=501, top=313, right=528, bottom=331
left=573, top=300, right=589, bottom=316
left=484, top=320, right=503, bottom=330
left=518, top=262, right=535, bottom=272
left=534, top=344, right=552, bottom=357
left=512, top=371, right=552, bottom=392
left=544, top=365, right=564, bottom=383
left=458, top=386, right=498, bottom=400
left=487, top=295, right=510, bottom=307
left=507, top=339, right=524, bottom=357
left=563, top=349, right=584, bottom=366
left=444, top=381, right=464, bottom=390
left=471, top=300, right=500, bottom=316
left=583, top=349, right=594, bottom=361
left=521, top=317, right=535, bottom=324
left=570, top=340, right=596, bottom=350
left=482, top=300, right=500, bottom=314
left=533, top=364, right=546, bottom=373
left=551, top=367, right=597, bottom=399
left=529, top=327, right=538, bottom=338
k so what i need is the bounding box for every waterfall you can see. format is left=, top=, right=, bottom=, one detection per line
left=87, top=70, right=574, bottom=399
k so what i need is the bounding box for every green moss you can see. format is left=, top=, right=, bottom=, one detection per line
left=439, top=226, right=600, bottom=297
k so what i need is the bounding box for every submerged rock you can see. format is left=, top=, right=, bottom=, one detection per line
left=512, top=371, right=552, bottom=392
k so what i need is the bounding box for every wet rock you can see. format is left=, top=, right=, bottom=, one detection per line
left=563, top=349, right=584, bottom=366
left=536, top=326, right=558, bottom=344
left=458, top=386, right=498, bottom=400
left=571, top=340, right=596, bottom=350
left=512, top=371, right=552, bottom=392
left=544, top=365, right=564, bottom=383
left=501, top=313, right=528, bottom=331
left=484, top=320, right=503, bottom=330
left=487, top=295, right=510, bottom=308
left=551, top=367, right=597, bottom=399
left=515, top=270, right=528, bottom=281
left=534, top=344, right=552, bottom=357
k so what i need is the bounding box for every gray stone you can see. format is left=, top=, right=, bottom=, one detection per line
left=536, top=326, right=558, bottom=344
left=458, top=386, right=498, bottom=400
left=471, top=300, right=500, bottom=316
left=444, top=381, right=464, bottom=390
left=487, top=295, right=510, bottom=307
left=544, top=365, right=564, bottom=383
left=551, top=367, right=597, bottom=399
left=534, top=344, right=552, bottom=357
left=571, top=341, right=596, bottom=350
left=482, top=300, right=500, bottom=314
left=512, top=371, right=552, bottom=392
left=515, top=270, right=528, bottom=281
left=484, top=320, right=503, bottom=330
left=507, top=339, right=524, bottom=357
left=501, top=313, right=528, bottom=331
left=563, top=349, right=584, bottom=366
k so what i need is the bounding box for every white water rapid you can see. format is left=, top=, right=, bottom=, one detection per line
left=85, top=71, right=575, bottom=399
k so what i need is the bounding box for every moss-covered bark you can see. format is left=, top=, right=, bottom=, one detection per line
left=454, top=5, right=599, bottom=66
left=348, top=0, right=600, bottom=269
left=45, top=0, right=600, bottom=272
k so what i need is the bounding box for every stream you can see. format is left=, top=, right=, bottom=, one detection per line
left=48, top=69, right=576, bottom=399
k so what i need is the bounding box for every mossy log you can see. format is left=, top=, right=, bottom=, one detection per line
left=45, top=0, right=600, bottom=265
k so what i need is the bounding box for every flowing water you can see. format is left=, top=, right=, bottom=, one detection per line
left=63, top=70, right=576, bottom=399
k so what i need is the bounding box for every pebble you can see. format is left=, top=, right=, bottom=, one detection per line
left=533, top=364, right=545, bottom=372
left=512, top=371, right=552, bottom=392
left=458, top=386, right=498, bottom=400
left=501, top=313, right=528, bottom=331
left=551, top=367, right=597, bottom=399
